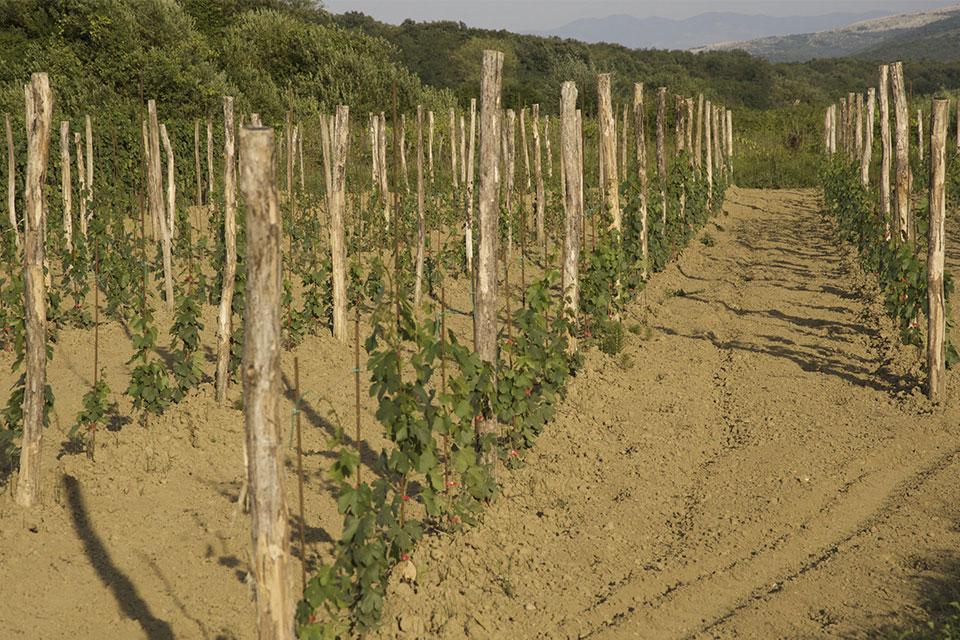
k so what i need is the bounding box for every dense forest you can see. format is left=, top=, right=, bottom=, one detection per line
left=2, top=0, right=960, bottom=188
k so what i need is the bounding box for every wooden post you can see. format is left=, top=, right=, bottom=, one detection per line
left=329, top=107, right=349, bottom=341
left=695, top=93, right=704, bottom=171
left=847, top=93, right=857, bottom=158
left=298, top=121, right=304, bottom=192
left=370, top=113, right=380, bottom=189
left=16, top=72, right=52, bottom=509
left=927, top=98, right=948, bottom=403
left=194, top=120, right=203, bottom=206
left=891, top=61, right=911, bottom=243
left=561, top=81, right=582, bottom=322
left=918, top=107, right=924, bottom=162
left=545, top=114, right=553, bottom=179
left=656, top=87, right=667, bottom=229
left=532, top=103, right=545, bottom=245
left=414, top=105, right=426, bottom=308
left=448, top=107, right=458, bottom=190
left=520, top=107, right=532, bottom=192
left=147, top=100, right=173, bottom=309
left=378, top=112, right=388, bottom=224
left=726, top=109, right=733, bottom=182
left=84, top=114, right=93, bottom=209
left=829, top=104, right=837, bottom=155
left=465, top=98, right=477, bottom=277
left=460, top=114, right=467, bottom=187
left=633, top=83, right=650, bottom=280
left=285, top=110, right=293, bottom=201
left=713, top=106, right=723, bottom=183
left=400, top=113, right=409, bottom=193
left=705, top=99, right=714, bottom=207
left=576, top=108, right=584, bottom=243
left=75, top=131, right=87, bottom=241
left=207, top=117, right=215, bottom=204
left=824, top=107, right=831, bottom=154
left=598, top=74, right=621, bottom=233
left=879, top=66, right=892, bottom=235
left=216, top=97, right=238, bottom=405
left=855, top=93, right=864, bottom=159
left=147, top=101, right=174, bottom=308
left=621, top=104, right=629, bottom=178
left=674, top=95, right=684, bottom=156
left=475, top=50, right=502, bottom=447
left=239, top=124, right=294, bottom=640
left=428, top=110, right=435, bottom=184
left=160, top=123, right=176, bottom=241
left=5, top=114, right=17, bottom=249
left=503, top=109, right=516, bottom=256
left=839, top=97, right=847, bottom=155
left=60, top=121, right=72, bottom=253
left=861, top=89, right=875, bottom=186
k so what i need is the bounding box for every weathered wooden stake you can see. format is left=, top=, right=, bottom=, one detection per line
left=545, top=114, right=553, bottom=179
left=160, top=123, right=176, bottom=241
left=207, top=117, right=215, bottom=203
left=879, top=65, right=892, bottom=232
left=147, top=101, right=174, bottom=307
left=239, top=124, right=294, bottom=640
left=918, top=107, right=924, bottom=162
left=927, top=98, right=948, bottom=403
left=449, top=107, right=458, bottom=190
left=414, top=105, right=426, bottom=308
left=16, top=72, right=52, bottom=509
left=428, top=110, right=435, bottom=183
left=891, top=61, right=911, bottom=243
left=195, top=120, right=203, bottom=206
left=598, top=74, right=621, bottom=233
left=75, top=132, right=87, bottom=240
left=329, top=107, right=350, bottom=342
left=465, top=98, right=477, bottom=277
left=705, top=99, right=714, bottom=207
left=475, top=50, right=502, bottom=441
left=634, top=83, right=649, bottom=280
left=726, top=109, right=734, bottom=182
left=60, top=121, right=72, bottom=253
left=855, top=93, right=864, bottom=159
left=861, top=88, right=875, bottom=186
left=656, top=87, right=667, bottom=229
left=520, top=107, right=531, bottom=192
left=216, top=96, right=237, bottom=405
left=561, top=80, right=582, bottom=325
left=532, top=103, right=545, bottom=245
left=695, top=94, right=704, bottom=171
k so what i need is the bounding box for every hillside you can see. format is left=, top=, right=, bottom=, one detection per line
left=699, top=3, right=960, bottom=62
left=541, top=11, right=887, bottom=51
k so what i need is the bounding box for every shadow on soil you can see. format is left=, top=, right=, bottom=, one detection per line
left=63, top=474, right=175, bottom=640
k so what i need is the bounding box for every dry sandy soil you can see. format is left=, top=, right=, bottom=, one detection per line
left=1, top=187, right=959, bottom=639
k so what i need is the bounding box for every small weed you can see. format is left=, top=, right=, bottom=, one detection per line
left=699, top=233, right=716, bottom=247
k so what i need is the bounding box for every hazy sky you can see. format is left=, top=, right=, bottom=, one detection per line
left=324, top=0, right=960, bottom=32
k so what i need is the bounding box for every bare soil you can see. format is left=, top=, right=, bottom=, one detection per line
left=1, top=188, right=958, bottom=640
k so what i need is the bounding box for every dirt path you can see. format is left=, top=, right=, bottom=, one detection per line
left=375, top=187, right=960, bottom=639
left=1, top=187, right=958, bottom=639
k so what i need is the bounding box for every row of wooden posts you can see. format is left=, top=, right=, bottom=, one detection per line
left=12, top=52, right=736, bottom=638
left=822, top=60, right=950, bottom=403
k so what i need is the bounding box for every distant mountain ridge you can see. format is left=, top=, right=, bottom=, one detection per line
left=540, top=11, right=889, bottom=51
left=698, top=3, right=960, bottom=62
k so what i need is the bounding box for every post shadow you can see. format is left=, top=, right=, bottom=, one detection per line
left=63, top=474, right=174, bottom=640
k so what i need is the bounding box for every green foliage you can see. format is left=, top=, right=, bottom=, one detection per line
left=821, top=159, right=958, bottom=363
left=68, top=375, right=116, bottom=458
left=126, top=303, right=172, bottom=416
left=498, top=272, right=578, bottom=449
left=168, top=289, right=205, bottom=403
